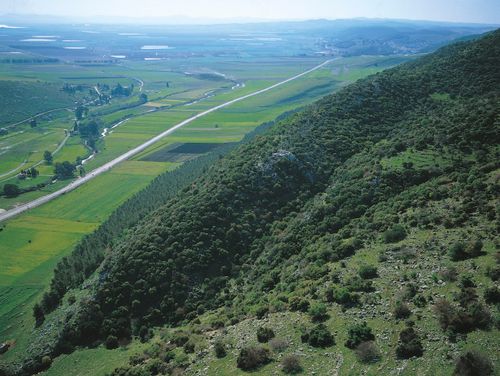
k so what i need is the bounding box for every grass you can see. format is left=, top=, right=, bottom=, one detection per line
left=380, top=148, right=452, bottom=170
left=183, top=225, right=498, bottom=376
left=43, top=343, right=149, bottom=376
left=52, top=137, right=89, bottom=164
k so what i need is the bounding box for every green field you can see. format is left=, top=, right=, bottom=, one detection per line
left=0, top=159, right=177, bottom=364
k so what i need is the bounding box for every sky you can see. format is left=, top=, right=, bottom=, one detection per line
left=1, top=0, right=499, bottom=24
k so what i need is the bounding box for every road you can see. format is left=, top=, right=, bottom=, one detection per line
left=0, top=60, right=332, bottom=223
left=132, top=77, right=144, bottom=92
left=3, top=108, right=72, bottom=129
left=0, top=130, right=70, bottom=182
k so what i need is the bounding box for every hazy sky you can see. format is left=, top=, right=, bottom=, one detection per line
left=1, top=0, right=499, bottom=24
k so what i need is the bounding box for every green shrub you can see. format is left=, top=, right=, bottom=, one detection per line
left=257, top=327, right=275, bottom=343
left=289, top=296, right=310, bottom=312
left=282, top=354, right=302, bottom=374
left=172, top=331, right=189, bottom=346
left=214, top=340, right=227, bottom=358
left=255, top=305, right=269, bottom=319
left=402, top=283, right=418, bottom=299
left=449, top=242, right=467, bottom=261
left=105, top=335, right=119, bottom=349
left=211, top=320, right=225, bottom=329
left=41, top=355, right=52, bottom=369
left=301, top=324, right=335, bottom=348
left=308, top=302, right=328, bottom=322
left=359, top=265, right=378, bottom=279
left=396, top=327, right=423, bottom=359
left=269, top=337, right=288, bottom=352
left=449, top=240, right=485, bottom=261
left=146, top=358, right=165, bottom=375
left=383, top=225, right=406, bottom=243
left=345, top=322, right=375, bottom=349
left=33, top=303, right=45, bottom=327
left=236, top=346, right=271, bottom=371
left=325, top=287, right=359, bottom=307
left=355, top=341, right=380, bottom=363
left=163, top=351, right=175, bottom=363
left=345, top=276, right=373, bottom=292
left=484, top=286, right=500, bottom=305
left=453, top=350, right=493, bottom=376
left=413, top=294, right=427, bottom=308
left=394, top=302, right=412, bottom=320
left=183, top=341, right=195, bottom=353
left=485, top=265, right=500, bottom=281
left=3, top=183, right=20, bottom=198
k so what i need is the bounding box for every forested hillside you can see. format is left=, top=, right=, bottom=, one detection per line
left=7, top=29, right=499, bottom=376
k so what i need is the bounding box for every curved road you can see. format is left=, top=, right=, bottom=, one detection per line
left=0, top=130, right=70, bottom=181
left=0, top=60, right=332, bottom=223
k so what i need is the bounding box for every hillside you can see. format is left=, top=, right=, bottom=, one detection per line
left=5, top=29, right=500, bottom=376
left=0, top=81, right=78, bottom=126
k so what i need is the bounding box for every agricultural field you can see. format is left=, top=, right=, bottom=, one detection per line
left=0, top=159, right=177, bottom=365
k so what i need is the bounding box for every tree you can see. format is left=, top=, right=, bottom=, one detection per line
left=325, top=287, right=359, bottom=307
left=484, top=286, right=500, bottom=305
left=79, top=119, right=100, bottom=139
left=30, top=118, right=37, bottom=128
left=105, top=335, right=119, bottom=349
left=33, top=303, right=45, bottom=327
left=3, top=184, right=20, bottom=198
left=139, top=93, right=148, bottom=103
left=54, top=161, right=76, bottom=179
left=111, top=83, right=133, bottom=97
left=449, top=242, right=467, bottom=261
left=43, top=150, right=53, bottom=165
left=75, top=105, right=88, bottom=121
left=29, top=167, right=39, bottom=178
